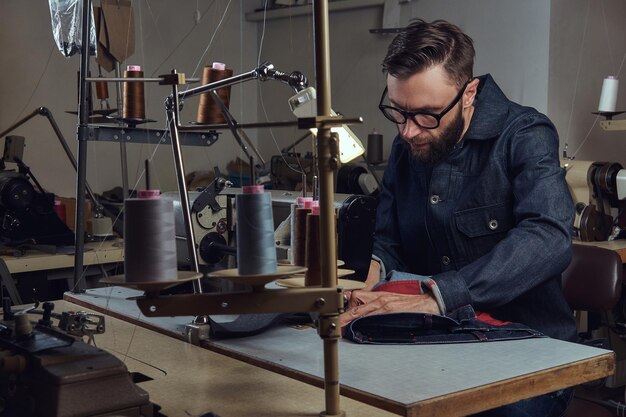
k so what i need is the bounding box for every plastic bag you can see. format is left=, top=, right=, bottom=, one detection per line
left=48, top=0, right=96, bottom=57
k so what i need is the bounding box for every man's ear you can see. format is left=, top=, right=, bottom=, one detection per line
left=463, top=78, right=480, bottom=107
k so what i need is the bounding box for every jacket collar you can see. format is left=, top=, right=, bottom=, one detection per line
left=463, top=74, right=510, bottom=141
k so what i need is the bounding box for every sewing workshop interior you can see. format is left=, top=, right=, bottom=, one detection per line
left=0, top=1, right=625, bottom=416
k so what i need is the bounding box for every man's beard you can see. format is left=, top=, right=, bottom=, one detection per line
left=406, top=106, right=465, bottom=164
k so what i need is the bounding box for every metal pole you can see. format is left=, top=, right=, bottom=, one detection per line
left=72, top=0, right=93, bottom=292
left=115, top=62, right=129, bottom=198
left=314, top=1, right=342, bottom=416
left=166, top=71, right=202, bottom=294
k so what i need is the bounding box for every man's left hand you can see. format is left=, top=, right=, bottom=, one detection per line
left=339, top=290, right=440, bottom=328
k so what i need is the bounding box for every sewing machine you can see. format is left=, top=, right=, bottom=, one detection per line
left=0, top=302, right=153, bottom=416
left=563, top=159, right=626, bottom=241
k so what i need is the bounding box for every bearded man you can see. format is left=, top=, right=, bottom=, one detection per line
left=341, top=19, right=577, bottom=417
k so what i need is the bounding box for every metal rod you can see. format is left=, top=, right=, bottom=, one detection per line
left=85, top=76, right=192, bottom=83
left=115, top=62, right=129, bottom=198
left=314, top=0, right=342, bottom=415
left=178, top=67, right=261, bottom=100
left=72, top=0, right=93, bottom=292
left=166, top=71, right=202, bottom=294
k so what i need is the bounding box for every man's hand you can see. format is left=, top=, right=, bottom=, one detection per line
left=339, top=290, right=440, bottom=328
left=363, top=260, right=382, bottom=290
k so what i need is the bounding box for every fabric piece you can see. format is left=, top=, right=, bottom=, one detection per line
left=344, top=304, right=544, bottom=345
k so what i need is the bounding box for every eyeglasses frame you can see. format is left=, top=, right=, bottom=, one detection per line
left=378, top=79, right=471, bottom=130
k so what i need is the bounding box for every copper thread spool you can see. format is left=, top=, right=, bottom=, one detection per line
left=196, top=62, right=234, bottom=124
left=304, top=206, right=321, bottom=286
left=122, top=65, right=146, bottom=121
left=95, top=80, right=109, bottom=100
left=293, top=206, right=311, bottom=266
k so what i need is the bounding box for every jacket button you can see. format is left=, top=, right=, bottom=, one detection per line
left=430, top=195, right=440, bottom=204
left=441, top=256, right=451, bottom=265
left=488, top=219, right=499, bottom=230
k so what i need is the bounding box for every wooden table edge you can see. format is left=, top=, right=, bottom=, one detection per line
left=63, top=292, right=616, bottom=417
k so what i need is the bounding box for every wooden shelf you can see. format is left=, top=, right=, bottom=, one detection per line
left=246, top=0, right=384, bottom=21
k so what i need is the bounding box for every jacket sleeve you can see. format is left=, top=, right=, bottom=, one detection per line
left=434, top=114, right=575, bottom=312
left=371, top=136, right=409, bottom=275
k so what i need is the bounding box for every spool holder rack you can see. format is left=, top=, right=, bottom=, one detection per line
left=75, top=2, right=358, bottom=413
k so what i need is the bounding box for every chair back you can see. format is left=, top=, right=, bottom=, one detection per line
left=561, top=244, right=623, bottom=312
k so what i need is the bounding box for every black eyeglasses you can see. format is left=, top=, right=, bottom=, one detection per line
left=378, top=80, right=470, bottom=129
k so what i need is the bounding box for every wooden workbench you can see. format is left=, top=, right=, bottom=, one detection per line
left=65, top=287, right=615, bottom=417
left=52, top=299, right=395, bottom=417
left=0, top=239, right=123, bottom=304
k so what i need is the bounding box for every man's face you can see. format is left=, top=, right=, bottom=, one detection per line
left=385, top=66, right=469, bottom=164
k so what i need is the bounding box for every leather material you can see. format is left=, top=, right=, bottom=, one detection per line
left=561, top=245, right=623, bottom=312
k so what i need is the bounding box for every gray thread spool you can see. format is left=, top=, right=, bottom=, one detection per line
left=236, top=185, right=277, bottom=275
left=124, top=192, right=177, bottom=282
left=366, top=130, right=384, bottom=165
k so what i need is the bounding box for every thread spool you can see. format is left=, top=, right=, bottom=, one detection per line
left=366, top=129, right=384, bottom=165
left=122, top=65, right=146, bottom=121
left=293, top=200, right=317, bottom=266
left=196, top=62, right=234, bottom=124
left=598, top=76, right=619, bottom=113
left=54, top=200, right=66, bottom=223
left=95, top=80, right=109, bottom=100
left=236, top=185, right=277, bottom=275
left=90, top=216, right=113, bottom=237
left=304, top=205, right=321, bottom=286
left=124, top=190, right=177, bottom=282
left=290, top=196, right=312, bottom=264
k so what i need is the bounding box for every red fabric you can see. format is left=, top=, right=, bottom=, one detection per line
left=475, top=311, right=512, bottom=326
left=373, top=280, right=423, bottom=295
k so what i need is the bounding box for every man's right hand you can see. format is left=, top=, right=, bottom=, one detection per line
left=363, top=259, right=382, bottom=291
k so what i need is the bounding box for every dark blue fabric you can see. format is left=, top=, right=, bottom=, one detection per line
left=344, top=305, right=545, bottom=344
left=373, top=74, right=577, bottom=342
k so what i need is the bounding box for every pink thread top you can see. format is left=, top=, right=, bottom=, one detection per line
left=137, top=189, right=160, bottom=199
left=607, top=75, right=617, bottom=79
left=297, top=196, right=313, bottom=205
left=212, top=62, right=226, bottom=70
left=242, top=185, right=264, bottom=194
left=304, top=200, right=319, bottom=209
left=311, top=206, right=320, bottom=215
left=127, top=65, right=142, bottom=71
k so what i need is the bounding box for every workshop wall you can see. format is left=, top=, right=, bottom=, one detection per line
left=0, top=0, right=258, bottom=197
left=0, top=1, right=624, bottom=198
left=549, top=0, right=626, bottom=163
left=254, top=0, right=552, bottom=166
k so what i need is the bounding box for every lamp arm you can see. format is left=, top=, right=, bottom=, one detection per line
left=178, top=62, right=308, bottom=100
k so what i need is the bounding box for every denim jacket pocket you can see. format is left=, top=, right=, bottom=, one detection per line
left=455, top=202, right=515, bottom=238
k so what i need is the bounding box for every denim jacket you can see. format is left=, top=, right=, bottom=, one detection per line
left=373, top=74, right=577, bottom=342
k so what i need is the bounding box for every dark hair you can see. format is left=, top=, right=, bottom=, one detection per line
left=383, top=19, right=475, bottom=87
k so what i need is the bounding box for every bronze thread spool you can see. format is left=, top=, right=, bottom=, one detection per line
left=196, top=63, right=234, bottom=124
left=293, top=206, right=311, bottom=266
left=122, top=65, right=145, bottom=121
left=304, top=206, right=321, bottom=286
left=95, top=80, right=109, bottom=100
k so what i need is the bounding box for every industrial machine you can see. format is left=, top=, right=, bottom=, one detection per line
left=0, top=301, right=153, bottom=416
left=0, top=136, right=74, bottom=246
left=564, top=159, right=626, bottom=241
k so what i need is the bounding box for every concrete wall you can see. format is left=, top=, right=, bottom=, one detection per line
left=0, top=0, right=258, bottom=197
left=254, top=0, right=552, bottom=163
left=0, top=0, right=624, bottom=198
left=549, top=0, right=626, bottom=161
